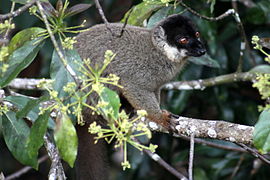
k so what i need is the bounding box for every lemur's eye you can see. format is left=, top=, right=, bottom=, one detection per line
left=195, top=32, right=200, bottom=38
left=179, top=38, right=188, bottom=44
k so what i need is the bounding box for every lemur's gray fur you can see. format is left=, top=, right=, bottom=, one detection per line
left=75, top=14, right=206, bottom=180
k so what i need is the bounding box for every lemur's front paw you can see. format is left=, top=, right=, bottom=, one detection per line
left=162, top=110, right=180, bottom=133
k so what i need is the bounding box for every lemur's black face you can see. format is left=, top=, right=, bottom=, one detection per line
left=161, top=15, right=206, bottom=57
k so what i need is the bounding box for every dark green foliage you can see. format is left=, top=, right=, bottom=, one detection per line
left=2, top=96, right=49, bottom=169
left=0, top=28, right=45, bottom=88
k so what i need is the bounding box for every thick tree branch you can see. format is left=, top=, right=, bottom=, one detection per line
left=147, top=116, right=270, bottom=165
left=148, top=116, right=253, bottom=145
left=171, top=116, right=253, bottom=144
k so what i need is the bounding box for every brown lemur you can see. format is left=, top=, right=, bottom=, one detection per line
left=74, top=14, right=206, bottom=180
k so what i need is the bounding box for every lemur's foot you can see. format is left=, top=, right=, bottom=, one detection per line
left=147, top=110, right=171, bottom=129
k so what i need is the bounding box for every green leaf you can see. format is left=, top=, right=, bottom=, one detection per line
left=121, top=2, right=163, bottom=26
left=188, top=54, right=220, bottom=68
left=4, top=96, right=55, bottom=129
left=100, top=87, right=121, bottom=120
left=5, top=96, right=37, bottom=121
left=54, top=113, right=78, bottom=167
left=16, top=96, right=49, bottom=119
left=245, top=6, right=266, bottom=25
left=0, top=40, right=44, bottom=88
left=50, top=49, right=82, bottom=98
left=40, top=2, right=58, bottom=18
left=2, top=111, right=37, bottom=168
left=147, top=6, right=172, bottom=28
left=8, top=27, right=45, bottom=54
left=27, top=111, right=50, bottom=167
left=249, top=65, right=270, bottom=74
left=253, top=110, right=270, bottom=154
left=65, top=4, right=92, bottom=18
left=194, top=168, right=209, bottom=180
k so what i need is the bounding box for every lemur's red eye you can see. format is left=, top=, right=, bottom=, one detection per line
left=179, top=38, right=188, bottom=44
left=195, top=32, right=200, bottom=38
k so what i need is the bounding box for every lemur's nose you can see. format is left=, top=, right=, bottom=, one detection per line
left=198, top=49, right=206, bottom=56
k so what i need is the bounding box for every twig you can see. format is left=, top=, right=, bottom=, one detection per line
left=44, top=134, right=66, bottom=180
left=179, top=0, right=235, bottom=21
left=93, top=0, right=131, bottom=37
left=231, top=0, right=255, bottom=71
left=232, top=1, right=245, bottom=72
left=237, top=143, right=270, bottom=165
left=36, top=0, right=80, bottom=86
left=179, top=135, right=247, bottom=153
left=239, top=0, right=255, bottom=8
left=179, top=0, right=256, bottom=68
left=230, top=154, right=244, bottom=180
left=119, top=7, right=134, bottom=37
left=94, top=0, right=115, bottom=36
left=251, top=159, right=262, bottom=175
left=3, top=2, right=15, bottom=43
left=134, top=138, right=188, bottom=180
left=5, top=155, right=48, bottom=180
left=0, top=0, right=37, bottom=20
left=188, top=133, right=195, bottom=180
left=163, top=72, right=256, bottom=90
left=0, top=172, right=4, bottom=180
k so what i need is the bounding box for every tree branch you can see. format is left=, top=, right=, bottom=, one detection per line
left=171, top=116, right=253, bottom=144
left=8, top=72, right=256, bottom=91
left=94, top=0, right=115, bottom=36
left=5, top=155, right=48, bottom=180
left=237, top=143, right=270, bottom=164
left=179, top=135, right=247, bottom=153
left=3, top=2, right=15, bottom=43
left=188, top=133, right=194, bottom=180
left=134, top=137, right=188, bottom=180
left=179, top=0, right=235, bottom=21
left=8, top=78, right=46, bottom=90
left=44, top=134, right=66, bottom=180
left=179, top=0, right=256, bottom=68
left=163, top=72, right=256, bottom=90
left=147, top=116, right=253, bottom=145
left=36, top=0, right=81, bottom=86
left=0, top=0, right=37, bottom=20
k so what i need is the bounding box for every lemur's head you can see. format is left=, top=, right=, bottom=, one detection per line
left=152, top=14, right=206, bottom=62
